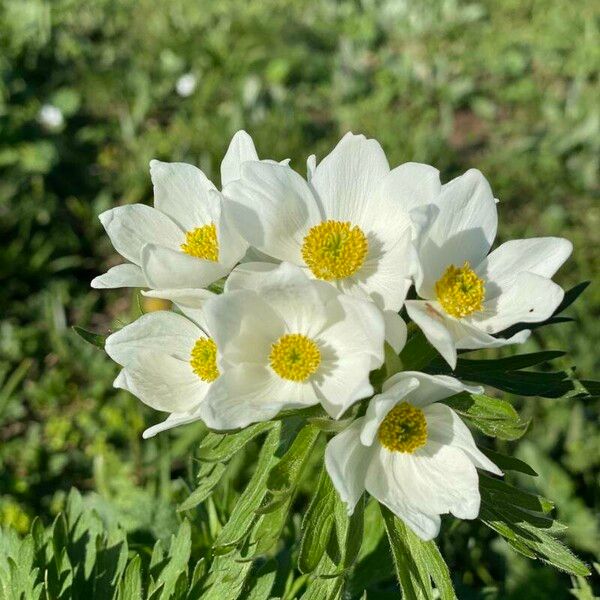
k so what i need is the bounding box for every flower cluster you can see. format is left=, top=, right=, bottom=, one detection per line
left=94, top=131, right=571, bottom=540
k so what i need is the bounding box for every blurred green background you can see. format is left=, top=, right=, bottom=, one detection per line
left=1, top=0, right=598, bottom=597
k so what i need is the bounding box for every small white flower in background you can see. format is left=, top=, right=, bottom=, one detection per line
left=224, top=132, right=438, bottom=352
left=325, top=371, right=502, bottom=541
left=175, top=73, right=197, bottom=97
left=404, top=169, right=572, bottom=368
left=38, top=104, right=64, bottom=131
left=91, top=130, right=268, bottom=291
left=105, top=288, right=217, bottom=438
left=199, top=262, right=386, bottom=429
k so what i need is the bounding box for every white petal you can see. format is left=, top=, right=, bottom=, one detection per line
left=364, top=450, right=442, bottom=540
left=315, top=354, right=375, bottom=419
left=306, top=154, right=317, bottom=181
left=382, top=372, right=482, bottom=408
left=220, top=130, right=259, bottom=187
left=324, top=418, right=372, bottom=515
left=383, top=311, right=408, bottom=353
left=203, top=365, right=317, bottom=430
left=360, top=376, right=421, bottom=446
left=114, top=353, right=208, bottom=413
left=214, top=190, right=249, bottom=267
left=143, top=406, right=208, bottom=439
left=355, top=228, right=413, bottom=311
left=91, top=263, right=147, bottom=289
left=471, top=272, right=565, bottom=333
left=311, top=132, right=390, bottom=224
left=404, top=300, right=458, bottom=368
left=99, top=205, right=183, bottom=264
left=201, top=289, right=285, bottom=366
left=319, top=294, right=386, bottom=367
left=416, top=169, right=497, bottom=297
left=476, top=237, right=572, bottom=299
left=224, top=161, right=320, bottom=263
left=425, top=403, right=502, bottom=475
left=150, top=160, right=218, bottom=232
left=226, top=262, right=337, bottom=337
left=141, top=243, right=230, bottom=290
left=377, top=162, right=441, bottom=213
left=142, top=288, right=215, bottom=331
left=448, top=318, right=531, bottom=351
left=105, top=311, right=201, bottom=366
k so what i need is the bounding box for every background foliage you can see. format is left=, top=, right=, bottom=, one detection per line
left=1, top=0, right=598, bottom=597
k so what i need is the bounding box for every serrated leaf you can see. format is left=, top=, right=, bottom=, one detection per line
left=443, top=393, right=530, bottom=440
left=118, top=555, right=142, bottom=600
left=72, top=326, right=106, bottom=348
left=298, top=467, right=337, bottom=574
left=197, top=422, right=275, bottom=463
left=214, top=426, right=281, bottom=550
left=179, top=463, right=227, bottom=512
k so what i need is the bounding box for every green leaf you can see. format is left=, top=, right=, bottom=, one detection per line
left=72, top=326, right=106, bottom=349
left=245, top=559, right=278, bottom=600
left=197, top=422, right=276, bottom=463
left=399, top=330, right=440, bottom=371
left=298, top=467, right=337, bottom=574
left=266, top=424, right=320, bottom=496
left=443, top=393, right=530, bottom=440
left=214, top=426, right=281, bottom=551
left=480, top=448, right=538, bottom=476
left=178, top=463, right=227, bottom=512
left=118, top=555, right=142, bottom=600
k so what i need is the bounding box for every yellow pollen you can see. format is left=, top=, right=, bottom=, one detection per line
left=269, top=334, right=321, bottom=382
left=190, top=338, right=219, bottom=382
left=301, top=220, right=368, bottom=280
left=181, top=223, right=219, bottom=261
left=435, top=261, right=485, bottom=318
left=378, top=402, right=428, bottom=453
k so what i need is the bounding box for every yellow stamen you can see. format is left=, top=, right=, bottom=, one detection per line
left=378, top=402, right=428, bottom=453
left=301, top=220, right=368, bottom=280
left=435, top=261, right=485, bottom=318
left=190, top=338, right=219, bottom=382
left=181, top=223, right=219, bottom=261
left=269, top=334, right=321, bottom=382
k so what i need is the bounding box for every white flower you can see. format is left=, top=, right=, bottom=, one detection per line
left=200, top=262, right=386, bottom=429
left=105, top=289, right=217, bottom=438
left=175, top=73, right=197, bottom=97
left=38, top=104, right=64, bottom=131
left=325, top=372, right=502, bottom=540
left=405, top=169, right=572, bottom=368
left=223, top=132, right=436, bottom=351
left=91, top=130, right=265, bottom=291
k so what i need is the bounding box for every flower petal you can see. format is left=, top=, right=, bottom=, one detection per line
left=114, top=352, right=208, bottom=413
left=224, top=161, right=320, bottom=263
left=220, top=130, right=259, bottom=187
left=91, top=263, right=147, bottom=289
left=448, top=318, right=531, bottom=351
left=364, top=450, right=442, bottom=540
left=377, top=162, right=441, bottom=213
left=382, top=372, right=482, bottom=408
left=142, top=288, right=216, bottom=331
left=324, top=418, right=372, bottom=515
left=203, top=365, right=317, bottom=430
left=143, top=406, right=208, bottom=439
left=311, top=132, right=390, bottom=225
left=404, top=300, right=458, bottom=368
left=201, top=289, right=285, bottom=367
left=425, top=403, right=502, bottom=475
left=141, top=243, right=230, bottom=290
left=383, top=311, right=408, bottom=353
left=416, top=169, right=497, bottom=297
left=472, top=272, right=565, bottom=333
left=105, top=311, right=201, bottom=366
left=150, top=160, right=218, bottom=232
left=99, top=205, right=183, bottom=264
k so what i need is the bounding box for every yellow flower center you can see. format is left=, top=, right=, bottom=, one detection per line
left=378, top=402, right=428, bottom=453
left=301, top=220, right=368, bottom=280
left=190, top=338, right=219, bottom=382
left=435, top=261, right=485, bottom=318
left=181, top=223, right=219, bottom=261
left=269, top=334, right=321, bottom=382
